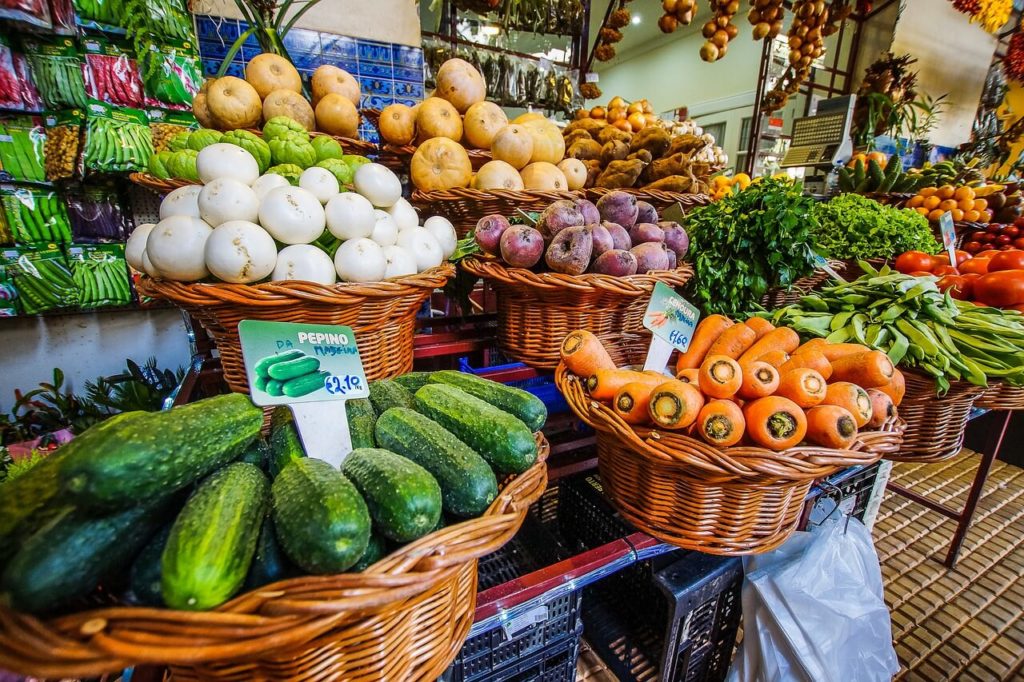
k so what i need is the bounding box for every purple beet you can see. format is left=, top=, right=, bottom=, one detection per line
left=500, top=226, right=545, bottom=268
left=630, top=223, right=665, bottom=244
left=603, top=221, right=631, bottom=250
left=545, top=225, right=593, bottom=275
left=636, top=201, right=658, bottom=225
left=591, top=249, right=638, bottom=276
left=536, top=199, right=584, bottom=239
left=475, top=214, right=511, bottom=255
left=660, top=221, right=689, bottom=259
left=665, top=248, right=677, bottom=270
left=630, top=242, right=671, bottom=273
left=590, top=222, right=614, bottom=257
left=574, top=198, right=600, bottom=225
left=596, top=191, right=639, bottom=229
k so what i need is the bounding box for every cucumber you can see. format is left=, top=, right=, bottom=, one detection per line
left=393, top=372, right=434, bottom=392
left=347, top=398, right=377, bottom=449
left=271, top=458, right=370, bottom=573
left=282, top=370, right=329, bottom=398
left=415, top=384, right=537, bottom=475
left=342, top=448, right=442, bottom=542
left=239, top=438, right=271, bottom=470
left=266, top=379, right=284, bottom=396
left=269, top=412, right=305, bottom=478
left=253, top=349, right=305, bottom=378
left=270, top=405, right=293, bottom=431
left=1, top=502, right=169, bottom=613
left=374, top=408, right=497, bottom=517
left=429, top=370, right=547, bottom=432
left=268, top=355, right=320, bottom=381
left=351, top=533, right=387, bottom=572
left=244, top=515, right=291, bottom=590
left=61, top=394, right=263, bottom=510
left=161, top=463, right=269, bottom=611
left=368, top=379, right=415, bottom=414
left=130, top=524, right=172, bottom=606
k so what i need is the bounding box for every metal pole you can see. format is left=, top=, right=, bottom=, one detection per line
left=745, top=38, right=772, bottom=176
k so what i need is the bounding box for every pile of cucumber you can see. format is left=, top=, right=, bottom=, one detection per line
left=0, top=371, right=546, bottom=614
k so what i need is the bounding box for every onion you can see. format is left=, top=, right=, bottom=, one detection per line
left=423, top=216, right=457, bottom=258
left=197, top=143, right=260, bottom=185
left=125, top=223, right=155, bottom=271
left=370, top=210, right=399, bottom=246
left=251, top=173, right=291, bottom=202
left=395, top=228, right=444, bottom=272
left=386, top=198, right=419, bottom=231
left=382, top=245, right=417, bottom=278
left=300, top=167, right=341, bottom=204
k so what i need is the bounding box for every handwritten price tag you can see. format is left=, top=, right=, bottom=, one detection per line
left=939, top=211, right=957, bottom=266
left=324, top=374, right=364, bottom=396
left=643, top=282, right=700, bottom=372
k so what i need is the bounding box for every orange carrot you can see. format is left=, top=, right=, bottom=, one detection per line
left=706, top=322, right=757, bottom=360
left=698, top=355, right=743, bottom=399
left=743, top=396, right=808, bottom=451
left=675, top=368, right=700, bottom=384
left=805, top=405, right=859, bottom=449
left=695, top=399, right=745, bottom=447
left=648, top=380, right=705, bottom=429
left=613, top=382, right=658, bottom=425
left=866, top=388, right=897, bottom=428
left=794, top=338, right=827, bottom=355
left=676, top=315, right=734, bottom=373
left=822, top=382, right=872, bottom=427
left=829, top=350, right=895, bottom=388
left=561, top=330, right=615, bottom=376
left=743, top=316, right=776, bottom=340
left=737, top=327, right=801, bottom=366
left=780, top=350, right=833, bottom=381
left=775, top=368, right=827, bottom=408
left=737, top=361, right=780, bottom=400
left=758, top=350, right=790, bottom=368
left=588, top=369, right=668, bottom=401
left=876, top=369, right=906, bottom=406
left=818, top=342, right=869, bottom=362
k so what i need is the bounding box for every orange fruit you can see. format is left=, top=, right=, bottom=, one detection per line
left=627, top=112, right=647, bottom=131
left=918, top=187, right=938, bottom=197
left=957, top=198, right=975, bottom=212
left=923, top=195, right=941, bottom=210
left=939, top=199, right=958, bottom=211
left=612, top=118, right=632, bottom=132
left=915, top=207, right=930, bottom=216
left=951, top=208, right=964, bottom=221
left=954, top=186, right=976, bottom=202
left=937, top=185, right=956, bottom=200
left=973, top=198, right=988, bottom=212
left=907, top=195, right=924, bottom=208
left=964, top=209, right=981, bottom=222
left=928, top=208, right=945, bottom=222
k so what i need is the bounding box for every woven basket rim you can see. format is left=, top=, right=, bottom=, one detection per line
left=583, top=187, right=713, bottom=206
left=129, top=172, right=193, bottom=193
left=411, top=187, right=583, bottom=203
left=0, top=435, right=548, bottom=676
left=975, top=380, right=1024, bottom=410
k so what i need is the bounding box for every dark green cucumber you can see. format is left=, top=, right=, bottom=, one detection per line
left=254, top=349, right=305, bottom=378
left=368, top=379, right=415, bottom=414
left=351, top=533, right=387, bottom=572
left=393, top=372, right=434, bottom=392
left=374, top=408, right=497, bottom=517
left=347, top=398, right=377, bottom=449
left=130, top=524, right=172, bottom=606
left=244, top=516, right=291, bottom=590
left=270, top=405, right=293, bottom=431
left=269, top=414, right=305, bottom=479
left=161, top=463, right=269, bottom=611
left=341, top=448, right=442, bottom=542
left=267, top=356, right=320, bottom=381
left=282, top=370, right=329, bottom=398
left=430, top=370, right=547, bottom=431
left=415, top=384, right=537, bottom=475
left=271, top=458, right=370, bottom=573
left=267, top=379, right=284, bottom=397
left=239, top=438, right=271, bottom=470
left=61, top=394, right=262, bottom=510
left=1, top=502, right=168, bottom=613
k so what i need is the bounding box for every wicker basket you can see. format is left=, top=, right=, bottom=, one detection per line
left=555, top=360, right=890, bottom=555
left=136, top=266, right=453, bottom=393
left=0, top=436, right=549, bottom=680
left=888, top=371, right=986, bottom=463
left=584, top=188, right=712, bottom=215
left=462, top=256, right=693, bottom=371
left=129, top=172, right=193, bottom=193
left=973, top=381, right=1024, bottom=411
left=411, top=188, right=582, bottom=238
left=759, top=265, right=841, bottom=309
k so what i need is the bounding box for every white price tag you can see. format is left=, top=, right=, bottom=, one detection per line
left=585, top=72, right=599, bottom=83
left=501, top=604, right=548, bottom=639
left=939, top=211, right=957, bottom=266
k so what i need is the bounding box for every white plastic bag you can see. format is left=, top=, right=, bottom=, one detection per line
left=728, top=518, right=899, bottom=682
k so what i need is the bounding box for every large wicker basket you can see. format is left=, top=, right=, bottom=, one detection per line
left=129, top=172, right=194, bottom=193
left=462, top=256, right=693, bottom=371
left=759, top=261, right=846, bottom=308
left=975, top=381, right=1024, bottom=411
left=136, top=266, right=453, bottom=393
left=555, top=358, right=896, bottom=555
left=583, top=188, right=712, bottom=215
left=888, top=371, right=985, bottom=463
left=410, top=188, right=582, bottom=238
left=0, top=437, right=549, bottom=680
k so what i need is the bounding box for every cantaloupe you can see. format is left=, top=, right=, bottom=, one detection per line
left=245, top=53, right=302, bottom=99
left=378, top=103, right=417, bottom=145
left=473, top=160, right=525, bottom=190
left=558, top=158, right=587, bottom=190
left=491, top=125, right=533, bottom=170
left=411, top=137, right=472, bottom=191
left=416, top=97, right=463, bottom=143
left=434, top=58, right=486, bottom=114
left=262, top=90, right=315, bottom=130
left=206, top=77, right=262, bottom=130
left=311, top=65, right=360, bottom=107
left=520, top=162, right=568, bottom=191
left=315, top=93, right=359, bottom=138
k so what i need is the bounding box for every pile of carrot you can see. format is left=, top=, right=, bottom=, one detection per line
left=560, top=316, right=902, bottom=452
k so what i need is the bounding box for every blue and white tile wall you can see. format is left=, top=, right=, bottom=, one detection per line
left=194, top=15, right=425, bottom=143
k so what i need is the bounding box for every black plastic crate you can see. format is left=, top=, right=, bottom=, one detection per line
left=800, top=461, right=885, bottom=530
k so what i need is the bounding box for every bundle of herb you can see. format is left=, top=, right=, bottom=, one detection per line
left=684, top=177, right=819, bottom=315
left=812, top=193, right=939, bottom=260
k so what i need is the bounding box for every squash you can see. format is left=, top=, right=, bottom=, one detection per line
left=463, top=101, right=508, bottom=150
left=522, top=119, right=565, bottom=165
left=206, top=77, right=262, bottom=130
left=416, top=97, right=463, bottom=143
left=411, top=137, right=472, bottom=191
left=311, top=65, right=360, bottom=107
left=315, top=93, right=359, bottom=138
left=379, top=104, right=416, bottom=145
left=513, top=112, right=547, bottom=124
left=434, top=58, right=486, bottom=114
left=192, top=93, right=219, bottom=129
left=557, top=159, right=588, bottom=190
left=262, top=90, right=315, bottom=131
left=491, top=125, right=533, bottom=170
left=520, top=162, right=568, bottom=191
left=245, top=53, right=302, bottom=99
left=473, top=160, right=524, bottom=191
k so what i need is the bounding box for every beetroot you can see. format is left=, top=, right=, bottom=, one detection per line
left=574, top=198, right=600, bottom=225
left=545, top=225, right=593, bottom=275
left=665, top=248, right=677, bottom=270
left=590, top=222, right=614, bottom=257
left=636, top=201, right=658, bottom=225
left=536, top=200, right=584, bottom=239
left=603, top=221, right=631, bottom=251
left=660, top=221, right=689, bottom=259
left=475, top=214, right=511, bottom=255
left=631, top=242, right=671, bottom=273
left=596, top=191, right=639, bottom=228
left=500, top=226, right=545, bottom=268
left=630, top=223, right=665, bottom=244
left=591, top=249, right=638, bottom=276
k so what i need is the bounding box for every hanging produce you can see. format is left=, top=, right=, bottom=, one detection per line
left=658, top=0, right=696, bottom=33
left=951, top=0, right=1012, bottom=33
left=1004, top=28, right=1024, bottom=83
left=700, top=0, right=742, bottom=62
left=747, top=0, right=784, bottom=39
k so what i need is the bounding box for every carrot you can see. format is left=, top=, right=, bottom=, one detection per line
left=737, top=361, right=780, bottom=400
left=743, top=316, right=776, bottom=340
left=876, top=369, right=906, bottom=406
left=805, top=405, right=859, bottom=449
left=829, top=350, right=895, bottom=389
left=705, top=323, right=757, bottom=360
left=775, top=368, right=827, bottom=408
left=822, top=382, right=872, bottom=427
left=675, top=315, right=734, bottom=373
left=866, top=388, right=897, bottom=428
left=675, top=368, right=700, bottom=384
left=758, top=350, right=790, bottom=368
left=695, top=399, right=745, bottom=447
left=698, top=355, right=743, bottom=399
left=736, top=327, right=800, bottom=366
left=818, top=342, right=869, bottom=362
left=613, top=382, right=658, bottom=425
left=794, top=338, right=827, bottom=355
left=780, top=350, right=833, bottom=380
left=648, top=380, right=705, bottom=429
left=743, top=396, right=807, bottom=451
left=588, top=369, right=668, bottom=401
left=561, top=330, right=615, bottom=376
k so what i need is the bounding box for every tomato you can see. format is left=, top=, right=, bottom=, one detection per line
left=1009, top=304, right=1024, bottom=313
left=978, top=249, right=1002, bottom=258
left=1015, top=237, right=1024, bottom=249
left=987, top=223, right=1003, bottom=233
left=1006, top=226, right=1021, bottom=238
left=974, top=270, right=1024, bottom=307
left=932, top=264, right=960, bottom=276
left=895, top=250, right=936, bottom=274
left=909, top=271, right=934, bottom=277
left=953, top=249, right=971, bottom=265
left=970, top=230, right=989, bottom=242
left=960, top=258, right=991, bottom=275
left=988, top=250, right=1024, bottom=272
left=961, top=272, right=982, bottom=282
left=1016, top=216, right=1024, bottom=228
left=965, top=241, right=983, bottom=253
left=1001, top=245, right=1016, bottom=250
left=997, top=234, right=1014, bottom=245
left=979, top=233, right=995, bottom=243
left=937, top=275, right=973, bottom=300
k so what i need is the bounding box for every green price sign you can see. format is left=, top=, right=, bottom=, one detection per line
left=643, top=281, right=701, bottom=353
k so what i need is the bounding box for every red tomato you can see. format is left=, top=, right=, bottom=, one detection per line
left=953, top=249, right=971, bottom=265
left=960, top=258, right=991, bottom=275
left=961, top=272, right=982, bottom=282
left=979, top=233, right=995, bottom=243
left=970, top=230, right=989, bottom=242
left=1015, top=237, right=1024, bottom=249
left=988, top=250, right=1024, bottom=272
left=895, top=251, right=936, bottom=274
left=974, top=271, right=1024, bottom=307
left=909, top=271, right=934, bottom=277
left=987, top=223, right=1003, bottom=233
left=932, top=264, right=960, bottom=276
left=1001, top=245, right=1016, bottom=250
left=997, top=234, right=1014, bottom=245
left=938, top=275, right=973, bottom=300
left=965, top=241, right=983, bottom=253
left=1017, top=216, right=1024, bottom=228
left=1009, top=304, right=1024, bottom=313
left=1005, top=226, right=1021, bottom=238
left=978, top=249, right=1002, bottom=259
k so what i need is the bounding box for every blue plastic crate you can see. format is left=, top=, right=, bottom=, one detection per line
left=457, top=358, right=568, bottom=415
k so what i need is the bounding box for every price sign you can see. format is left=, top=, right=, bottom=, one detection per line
left=812, top=252, right=846, bottom=282
left=642, top=282, right=701, bottom=372
left=585, top=72, right=599, bottom=83
left=939, top=211, right=957, bottom=266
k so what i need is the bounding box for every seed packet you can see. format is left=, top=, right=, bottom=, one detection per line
left=142, top=39, right=201, bottom=108
left=72, top=0, right=120, bottom=29
left=0, top=0, right=52, bottom=29
left=82, top=37, right=144, bottom=108
left=0, top=185, right=72, bottom=245
left=147, top=108, right=198, bottom=152
left=65, top=180, right=131, bottom=242
left=23, top=36, right=88, bottom=110
left=0, top=258, right=19, bottom=315
left=43, top=109, right=84, bottom=182
left=67, top=242, right=132, bottom=308
left=0, top=37, right=43, bottom=112
left=80, top=100, right=153, bottom=174
left=0, top=115, right=47, bottom=183
left=3, top=244, right=78, bottom=313
left=49, top=0, right=76, bottom=33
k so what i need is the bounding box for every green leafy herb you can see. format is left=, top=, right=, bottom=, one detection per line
left=812, top=193, right=940, bottom=260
